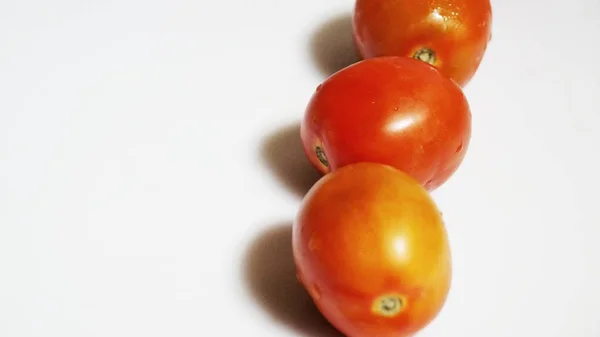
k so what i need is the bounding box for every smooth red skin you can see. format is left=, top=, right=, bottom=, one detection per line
left=293, top=162, right=452, bottom=337
left=352, top=0, right=493, bottom=87
left=301, top=56, right=471, bottom=191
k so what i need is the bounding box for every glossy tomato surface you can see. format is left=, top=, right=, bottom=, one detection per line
left=301, top=56, right=471, bottom=191
left=293, top=162, right=452, bottom=337
left=352, top=0, right=493, bottom=87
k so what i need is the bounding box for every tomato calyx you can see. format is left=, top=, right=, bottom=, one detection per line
left=315, top=146, right=329, bottom=168
left=372, top=294, right=407, bottom=317
left=413, top=48, right=437, bottom=65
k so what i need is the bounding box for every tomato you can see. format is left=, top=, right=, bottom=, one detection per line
left=292, top=162, right=452, bottom=337
left=352, top=0, right=493, bottom=87
left=301, top=56, right=471, bottom=191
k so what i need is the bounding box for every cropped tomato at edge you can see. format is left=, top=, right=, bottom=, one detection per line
left=352, top=0, right=493, bottom=87
left=292, top=162, right=452, bottom=337
left=301, top=56, right=471, bottom=191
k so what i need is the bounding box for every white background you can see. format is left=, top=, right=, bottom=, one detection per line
left=1, top=0, right=599, bottom=336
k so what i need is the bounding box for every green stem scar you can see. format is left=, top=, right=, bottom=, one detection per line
left=413, top=48, right=436, bottom=65
left=372, top=295, right=405, bottom=317
left=315, top=146, right=329, bottom=167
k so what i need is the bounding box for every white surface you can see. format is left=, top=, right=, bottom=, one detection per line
left=1, top=0, right=599, bottom=336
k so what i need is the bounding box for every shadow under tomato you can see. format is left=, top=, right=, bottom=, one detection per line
left=260, top=122, right=321, bottom=199
left=243, top=223, right=343, bottom=337
left=310, top=13, right=360, bottom=78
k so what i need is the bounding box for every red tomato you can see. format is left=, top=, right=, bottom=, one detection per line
left=293, top=162, right=452, bottom=337
left=352, top=0, right=493, bottom=87
left=301, top=56, right=471, bottom=191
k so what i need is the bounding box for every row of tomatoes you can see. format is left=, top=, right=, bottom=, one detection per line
left=288, top=0, right=492, bottom=336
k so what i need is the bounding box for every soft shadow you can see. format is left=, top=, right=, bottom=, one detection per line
left=260, top=122, right=321, bottom=198
left=310, top=13, right=360, bottom=77
left=243, top=223, right=343, bottom=337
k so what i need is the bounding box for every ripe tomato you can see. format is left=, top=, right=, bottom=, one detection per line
left=301, top=56, right=471, bottom=191
left=292, top=162, right=452, bottom=337
left=352, top=0, right=493, bottom=87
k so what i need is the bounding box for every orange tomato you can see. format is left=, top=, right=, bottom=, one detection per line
left=301, top=56, right=471, bottom=191
left=352, top=0, right=493, bottom=87
left=292, top=162, right=452, bottom=337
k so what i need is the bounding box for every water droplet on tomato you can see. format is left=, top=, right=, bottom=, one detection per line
left=424, top=179, right=434, bottom=189
left=456, top=142, right=463, bottom=153
left=310, top=284, right=322, bottom=300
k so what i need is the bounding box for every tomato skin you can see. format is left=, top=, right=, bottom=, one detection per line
left=301, top=56, right=471, bottom=191
left=352, top=0, right=492, bottom=87
left=292, top=163, right=452, bottom=337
